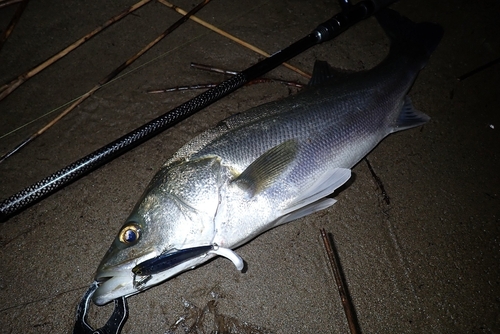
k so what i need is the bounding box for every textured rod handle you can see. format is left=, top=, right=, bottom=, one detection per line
left=312, top=0, right=376, bottom=44
left=0, top=73, right=247, bottom=221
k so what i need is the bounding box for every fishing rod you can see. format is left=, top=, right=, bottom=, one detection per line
left=0, top=0, right=397, bottom=222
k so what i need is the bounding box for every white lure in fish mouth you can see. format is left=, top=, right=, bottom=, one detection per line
left=209, top=245, right=244, bottom=271
left=92, top=245, right=244, bottom=306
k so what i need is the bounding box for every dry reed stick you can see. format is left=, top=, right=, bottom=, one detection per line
left=147, top=62, right=305, bottom=93
left=157, top=0, right=312, bottom=79
left=320, top=228, right=360, bottom=334
left=0, top=0, right=30, bottom=52
left=0, top=0, right=152, bottom=101
left=190, top=63, right=304, bottom=88
left=0, top=0, right=211, bottom=164
left=458, top=57, right=500, bottom=81
left=0, top=0, right=22, bottom=9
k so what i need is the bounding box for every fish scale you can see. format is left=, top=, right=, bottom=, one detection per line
left=189, top=81, right=389, bottom=180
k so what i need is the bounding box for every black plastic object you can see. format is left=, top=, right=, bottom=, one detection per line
left=0, top=0, right=396, bottom=221
left=132, top=245, right=213, bottom=276
left=73, top=282, right=128, bottom=334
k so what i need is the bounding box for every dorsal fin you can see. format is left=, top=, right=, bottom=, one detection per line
left=308, top=60, right=337, bottom=86
left=308, top=60, right=355, bottom=86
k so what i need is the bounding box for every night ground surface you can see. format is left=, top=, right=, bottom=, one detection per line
left=0, top=0, right=499, bottom=332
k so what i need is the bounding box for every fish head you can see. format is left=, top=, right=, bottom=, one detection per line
left=92, top=157, right=224, bottom=305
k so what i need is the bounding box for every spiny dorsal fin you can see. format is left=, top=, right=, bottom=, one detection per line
left=233, top=140, right=298, bottom=197
left=308, top=60, right=355, bottom=86
left=308, top=60, right=336, bottom=86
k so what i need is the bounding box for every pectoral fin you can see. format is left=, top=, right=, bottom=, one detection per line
left=233, top=140, right=298, bottom=197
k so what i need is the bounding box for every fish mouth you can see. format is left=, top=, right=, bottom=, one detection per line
left=91, top=245, right=243, bottom=306
left=92, top=250, right=220, bottom=306
left=93, top=269, right=137, bottom=306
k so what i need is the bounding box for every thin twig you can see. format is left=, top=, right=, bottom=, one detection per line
left=0, top=0, right=211, bottom=164
left=246, top=77, right=305, bottom=88
left=147, top=78, right=305, bottom=93
left=190, top=62, right=239, bottom=76
left=157, top=0, right=311, bottom=79
left=0, top=0, right=30, bottom=52
left=0, top=0, right=152, bottom=101
left=148, top=83, right=218, bottom=93
left=0, top=0, right=22, bottom=10
left=147, top=62, right=305, bottom=93
left=191, top=62, right=305, bottom=88
left=457, top=56, right=500, bottom=81
left=320, top=228, right=360, bottom=334
left=365, top=158, right=390, bottom=205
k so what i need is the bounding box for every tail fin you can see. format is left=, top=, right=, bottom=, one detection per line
left=375, top=8, right=444, bottom=67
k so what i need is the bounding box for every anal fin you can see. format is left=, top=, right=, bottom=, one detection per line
left=273, top=167, right=351, bottom=227
left=392, top=96, right=430, bottom=132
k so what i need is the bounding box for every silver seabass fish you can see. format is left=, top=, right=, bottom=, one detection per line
left=93, top=9, right=443, bottom=305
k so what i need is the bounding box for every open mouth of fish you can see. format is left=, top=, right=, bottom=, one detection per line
left=93, top=270, right=136, bottom=305
left=92, top=245, right=245, bottom=305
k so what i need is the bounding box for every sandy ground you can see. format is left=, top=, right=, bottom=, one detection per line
left=0, top=0, right=499, bottom=333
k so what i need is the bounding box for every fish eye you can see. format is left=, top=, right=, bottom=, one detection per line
left=119, top=223, right=141, bottom=245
